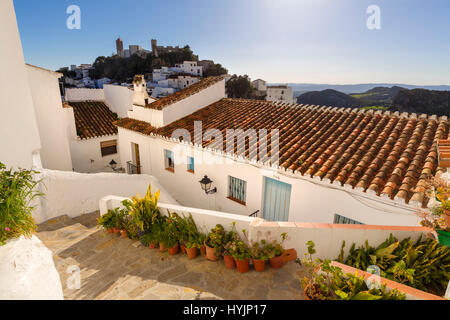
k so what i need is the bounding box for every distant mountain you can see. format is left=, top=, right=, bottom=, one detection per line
left=295, top=86, right=450, bottom=117
left=268, top=83, right=450, bottom=97
left=394, top=89, right=449, bottom=117
left=349, top=86, right=404, bottom=106
left=297, top=89, right=360, bottom=108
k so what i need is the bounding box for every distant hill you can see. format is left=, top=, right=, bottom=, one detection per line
left=394, top=89, right=449, bottom=117
left=349, top=86, right=404, bottom=106
left=296, top=86, right=450, bottom=117
left=271, top=83, right=450, bottom=97
left=297, top=89, right=360, bottom=108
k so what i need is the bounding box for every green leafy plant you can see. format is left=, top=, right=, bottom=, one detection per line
left=250, top=239, right=270, bottom=260
left=0, top=163, right=43, bottom=245
left=122, top=185, right=162, bottom=232
left=264, top=232, right=288, bottom=259
left=205, top=224, right=226, bottom=255
left=337, top=234, right=450, bottom=297
left=300, top=241, right=406, bottom=300
left=97, top=209, right=117, bottom=230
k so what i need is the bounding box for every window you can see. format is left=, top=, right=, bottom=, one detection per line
left=333, top=214, right=364, bottom=225
left=100, top=140, right=117, bottom=157
left=164, top=149, right=174, bottom=172
left=228, top=176, right=247, bottom=205
left=187, top=157, right=195, bottom=173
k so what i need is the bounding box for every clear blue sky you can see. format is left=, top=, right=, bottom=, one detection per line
left=13, top=0, right=450, bottom=85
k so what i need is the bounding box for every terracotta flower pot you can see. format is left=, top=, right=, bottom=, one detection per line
left=252, top=259, right=266, bottom=272
left=186, top=247, right=198, bottom=259
left=159, top=243, right=166, bottom=252
left=235, top=258, right=250, bottom=273
left=223, top=254, right=236, bottom=269
left=149, top=243, right=158, bottom=249
left=106, top=228, right=113, bottom=234
left=270, top=255, right=284, bottom=269
left=200, top=245, right=207, bottom=257
left=112, top=227, right=120, bottom=234
left=180, top=244, right=187, bottom=254
left=168, top=244, right=180, bottom=255
left=204, top=242, right=219, bottom=261
left=120, top=230, right=128, bottom=238
left=444, top=209, right=450, bottom=227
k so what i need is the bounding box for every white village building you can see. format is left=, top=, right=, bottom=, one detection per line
left=114, top=76, right=449, bottom=226
left=266, top=85, right=295, bottom=104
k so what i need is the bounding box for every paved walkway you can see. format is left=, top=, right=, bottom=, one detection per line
left=37, top=212, right=306, bottom=300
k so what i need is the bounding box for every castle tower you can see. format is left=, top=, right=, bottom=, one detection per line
left=151, top=39, right=158, bottom=58
left=132, top=75, right=151, bottom=107
left=116, top=37, right=124, bottom=56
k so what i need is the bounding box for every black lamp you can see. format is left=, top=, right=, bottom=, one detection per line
left=199, top=175, right=217, bottom=195
left=109, top=159, right=117, bottom=170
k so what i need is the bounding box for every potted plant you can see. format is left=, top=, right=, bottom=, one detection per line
left=300, top=241, right=406, bottom=300
left=198, top=232, right=207, bottom=257
left=205, top=224, right=226, bottom=261
left=222, top=225, right=241, bottom=269
left=230, top=239, right=251, bottom=273
left=0, top=163, right=43, bottom=246
left=266, top=233, right=288, bottom=269
left=97, top=209, right=116, bottom=233
left=140, top=231, right=158, bottom=249
left=162, top=214, right=180, bottom=255
left=250, top=240, right=270, bottom=272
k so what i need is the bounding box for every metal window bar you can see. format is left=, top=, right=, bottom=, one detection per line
left=229, top=176, right=247, bottom=203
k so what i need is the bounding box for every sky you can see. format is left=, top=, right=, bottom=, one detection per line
left=13, top=0, right=450, bottom=85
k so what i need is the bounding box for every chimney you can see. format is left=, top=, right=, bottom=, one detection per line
left=132, top=75, right=151, bottom=107
left=438, top=139, right=450, bottom=172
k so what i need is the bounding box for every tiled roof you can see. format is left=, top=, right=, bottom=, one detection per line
left=115, top=98, right=449, bottom=206
left=66, top=101, right=118, bottom=139
left=144, top=76, right=224, bottom=110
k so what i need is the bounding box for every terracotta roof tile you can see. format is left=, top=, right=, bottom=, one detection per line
left=65, top=101, right=118, bottom=139
left=144, top=76, right=224, bottom=110
left=115, top=98, right=449, bottom=206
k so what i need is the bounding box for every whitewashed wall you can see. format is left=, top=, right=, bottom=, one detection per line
left=128, top=79, right=226, bottom=128
left=69, top=135, right=120, bottom=173
left=104, top=84, right=134, bottom=118
left=117, top=129, right=421, bottom=227
left=34, top=169, right=179, bottom=224
left=65, top=88, right=104, bottom=102
left=26, top=65, right=73, bottom=171
left=0, top=0, right=42, bottom=169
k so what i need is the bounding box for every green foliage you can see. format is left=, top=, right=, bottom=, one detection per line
left=0, top=163, right=43, bottom=245
left=264, top=232, right=288, bottom=259
left=206, top=224, right=226, bottom=254
left=250, top=239, right=270, bottom=260
left=300, top=241, right=406, bottom=300
left=204, top=63, right=228, bottom=77
left=122, top=185, right=161, bottom=232
left=173, top=212, right=203, bottom=249
left=223, top=225, right=251, bottom=260
left=226, top=75, right=259, bottom=99
left=90, top=46, right=198, bottom=83
left=337, top=234, right=450, bottom=296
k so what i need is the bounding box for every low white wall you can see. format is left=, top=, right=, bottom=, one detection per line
left=99, top=196, right=432, bottom=261
left=104, top=84, right=134, bottom=118
left=34, top=169, right=179, bottom=224
left=65, top=88, right=104, bottom=102
left=0, top=236, right=63, bottom=300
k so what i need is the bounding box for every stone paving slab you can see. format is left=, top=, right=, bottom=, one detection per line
left=37, top=212, right=306, bottom=300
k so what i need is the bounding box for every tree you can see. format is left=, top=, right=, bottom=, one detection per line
left=226, top=75, right=257, bottom=99
left=204, top=63, right=228, bottom=77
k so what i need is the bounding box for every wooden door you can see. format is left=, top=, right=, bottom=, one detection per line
left=134, top=143, right=141, bottom=174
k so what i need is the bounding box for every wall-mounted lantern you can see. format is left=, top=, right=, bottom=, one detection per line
left=199, top=175, right=217, bottom=195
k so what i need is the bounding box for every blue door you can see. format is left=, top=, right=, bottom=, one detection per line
left=263, top=177, right=292, bottom=221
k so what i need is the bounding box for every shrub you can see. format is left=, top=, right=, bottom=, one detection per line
left=0, top=163, right=43, bottom=245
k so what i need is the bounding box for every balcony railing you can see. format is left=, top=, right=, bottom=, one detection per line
left=126, top=161, right=141, bottom=175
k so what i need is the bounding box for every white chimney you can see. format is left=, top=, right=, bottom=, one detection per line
left=132, top=75, right=151, bottom=107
